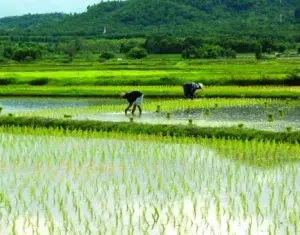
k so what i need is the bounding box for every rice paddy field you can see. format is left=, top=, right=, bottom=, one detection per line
left=0, top=127, right=300, bottom=234
left=0, top=56, right=300, bottom=234
left=1, top=96, right=299, bottom=132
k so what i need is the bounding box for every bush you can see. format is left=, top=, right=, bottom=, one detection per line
left=127, top=47, right=147, bottom=59
left=277, top=44, right=286, bottom=53
left=224, top=48, right=237, bottom=58
left=29, top=78, right=49, bottom=86
left=284, top=73, right=300, bottom=86
left=0, top=78, right=16, bottom=85
left=297, top=47, right=300, bottom=54
left=198, top=45, right=224, bottom=59
left=254, top=44, right=263, bottom=60
left=12, top=48, right=41, bottom=62
left=120, top=41, right=142, bottom=53
left=99, top=52, right=115, bottom=60
left=181, top=46, right=198, bottom=59
left=3, top=47, right=13, bottom=59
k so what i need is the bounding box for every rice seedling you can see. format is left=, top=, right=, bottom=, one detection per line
left=267, top=113, right=274, bottom=122
left=0, top=126, right=298, bottom=234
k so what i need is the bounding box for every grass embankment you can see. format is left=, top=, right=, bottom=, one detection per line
left=0, top=85, right=299, bottom=98
left=0, top=116, right=299, bottom=143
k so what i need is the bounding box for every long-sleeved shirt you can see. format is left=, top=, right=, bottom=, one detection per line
left=123, top=91, right=143, bottom=104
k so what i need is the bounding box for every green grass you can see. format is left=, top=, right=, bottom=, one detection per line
left=0, top=116, right=299, bottom=143
left=0, top=56, right=299, bottom=86
left=0, top=85, right=299, bottom=98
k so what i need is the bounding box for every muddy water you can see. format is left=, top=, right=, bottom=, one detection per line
left=0, top=97, right=123, bottom=112
left=77, top=103, right=300, bottom=131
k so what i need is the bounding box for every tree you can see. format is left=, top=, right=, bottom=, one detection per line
left=181, top=46, right=198, bottom=59
left=224, top=48, right=237, bottom=58
left=197, top=45, right=224, bottom=59
left=11, top=47, right=41, bottom=62
left=120, top=41, right=141, bottom=53
left=99, top=52, right=115, bottom=60
left=295, top=7, right=300, bottom=20
left=62, top=41, right=77, bottom=60
left=3, top=47, right=13, bottom=59
left=127, top=47, right=147, bottom=59
left=277, top=44, right=286, bottom=53
left=254, top=44, right=262, bottom=60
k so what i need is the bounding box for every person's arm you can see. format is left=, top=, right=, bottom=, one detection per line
left=125, top=103, right=133, bottom=114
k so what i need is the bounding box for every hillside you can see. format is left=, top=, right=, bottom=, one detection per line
left=0, top=13, right=67, bottom=30
left=0, top=0, right=299, bottom=39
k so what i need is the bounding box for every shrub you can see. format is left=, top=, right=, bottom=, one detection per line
left=127, top=47, right=147, bottom=59
left=284, top=73, right=300, bottom=86
left=29, top=78, right=49, bottom=86
left=99, top=52, right=115, bottom=60
left=254, top=44, right=262, bottom=60
left=198, top=45, right=224, bottom=59
left=181, top=46, right=198, bottom=59
left=12, top=48, right=41, bottom=62
left=224, top=48, right=237, bottom=58
left=297, top=47, right=300, bottom=54
left=120, top=41, right=142, bottom=53
left=277, top=44, right=286, bottom=53
left=0, top=78, right=16, bottom=85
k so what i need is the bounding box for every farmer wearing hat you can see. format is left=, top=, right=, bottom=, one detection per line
left=183, top=82, right=204, bottom=99
left=121, top=91, right=144, bottom=115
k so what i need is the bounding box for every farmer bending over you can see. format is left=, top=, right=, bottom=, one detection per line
left=121, top=91, right=144, bottom=115
left=183, top=82, right=204, bottom=99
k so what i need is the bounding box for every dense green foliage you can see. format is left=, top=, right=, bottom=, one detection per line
left=0, top=0, right=299, bottom=41
left=0, top=116, right=299, bottom=142
left=126, top=47, right=148, bottom=59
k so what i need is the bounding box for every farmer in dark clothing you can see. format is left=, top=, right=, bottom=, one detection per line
left=183, top=82, right=204, bottom=99
left=121, top=91, right=144, bottom=115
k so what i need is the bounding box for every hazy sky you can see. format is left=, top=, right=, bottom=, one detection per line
left=0, top=0, right=101, bottom=18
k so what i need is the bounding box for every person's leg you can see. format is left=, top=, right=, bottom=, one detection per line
left=137, top=105, right=142, bottom=115
left=132, top=104, right=137, bottom=114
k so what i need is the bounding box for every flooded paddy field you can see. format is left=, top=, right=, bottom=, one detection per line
left=1, top=97, right=299, bottom=132
left=0, top=127, right=299, bottom=234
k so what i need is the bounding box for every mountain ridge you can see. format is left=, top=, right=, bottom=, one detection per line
left=0, top=0, right=299, bottom=39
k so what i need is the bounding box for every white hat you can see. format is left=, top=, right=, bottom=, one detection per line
left=198, top=83, right=204, bottom=89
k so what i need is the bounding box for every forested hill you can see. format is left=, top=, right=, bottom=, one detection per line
left=1, top=0, right=300, bottom=39
left=0, top=13, right=67, bottom=29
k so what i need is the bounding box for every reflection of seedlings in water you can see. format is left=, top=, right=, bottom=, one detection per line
left=166, top=112, right=171, bottom=119
left=204, top=108, right=210, bottom=116
left=156, top=105, right=161, bottom=113
left=238, top=123, right=244, bottom=128
left=268, top=113, right=274, bottom=122
left=129, top=116, right=134, bottom=122
left=64, top=114, right=72, bottom=119
left=188, top=119, right=193, bottom=125
left=286, top=126, right=292, bottom=132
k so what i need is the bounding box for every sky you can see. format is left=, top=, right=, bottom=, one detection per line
left=0, top=0, right=101, bottom=18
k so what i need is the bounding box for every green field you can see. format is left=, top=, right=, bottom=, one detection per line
left=1, top=54, right=300, bottom=234
left=0, top=56, right=300, bottom=87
